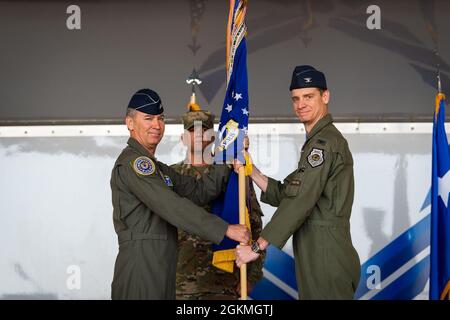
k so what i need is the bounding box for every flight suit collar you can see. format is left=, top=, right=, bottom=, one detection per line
left=305, top=113, right=333, bottom=143
left=127, top=137, right=157, bottom=161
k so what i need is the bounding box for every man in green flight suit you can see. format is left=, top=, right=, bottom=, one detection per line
left=110, top=88, right=250, bottom=300
left=172, top=97, right=264, bottom=300
left=235, top=66, right=361, bottom=300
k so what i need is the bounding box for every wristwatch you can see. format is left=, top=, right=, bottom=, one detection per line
left=251, top=240, right=264, bottom=254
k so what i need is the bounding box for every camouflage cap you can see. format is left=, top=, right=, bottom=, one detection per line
left=182, top=93, right=215, bottom=130
left=182, top=109, right=215, bottom=130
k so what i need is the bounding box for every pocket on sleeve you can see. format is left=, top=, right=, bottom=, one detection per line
left=285, top=179, right=301, bottom=197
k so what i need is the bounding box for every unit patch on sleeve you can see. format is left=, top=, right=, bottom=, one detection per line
left=307, top=148, right=324, bottom=168
left=132, top=156, right=156, bottom=176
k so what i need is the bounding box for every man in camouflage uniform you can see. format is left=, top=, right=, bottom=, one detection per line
left=173, top=100, right=265, bottom=300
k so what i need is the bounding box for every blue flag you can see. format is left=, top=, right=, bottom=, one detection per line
left=430, top=93, right=450, bottom=300
left=214, top=0, right=249, bottom=165
left=211, top=0, right=250, bottom=273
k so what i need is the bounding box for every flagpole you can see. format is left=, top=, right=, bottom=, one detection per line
left=430, top=12, right=449, bottom=299
left=221, top=0, right=249, bottom=299
left=238, top=166, right=248, bottom=300
left=436, top=27, right=449, bottom=302
left=432, top=12, right=445, bottom=112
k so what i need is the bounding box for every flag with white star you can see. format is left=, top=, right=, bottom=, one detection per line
left=430, top=93, right=450, bottom=300
left=211, top=0, right=251, bottom=274
left=214, top=0, right=249, bottom=164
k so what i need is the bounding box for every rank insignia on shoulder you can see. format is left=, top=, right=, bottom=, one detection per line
left=132, top=156, right=156, bottom=176
left=163, top=175, right=173, bottom=187
left=307, top=148, right=324, bottom=168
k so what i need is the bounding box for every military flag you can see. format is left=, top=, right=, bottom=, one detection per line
left=211, top=0, right=251, bottom=299
left=430, top=91, right=450, bottom=300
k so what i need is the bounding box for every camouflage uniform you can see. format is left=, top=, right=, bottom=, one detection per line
left=173, top=162, right=265, bottom=300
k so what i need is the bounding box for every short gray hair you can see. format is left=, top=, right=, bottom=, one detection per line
left=126, top=108, right=137, bottom=118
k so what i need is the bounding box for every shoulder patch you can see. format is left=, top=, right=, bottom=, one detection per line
left=132, top=156, right=156, bottom=176
left=307, top=148, right=324, bottom=168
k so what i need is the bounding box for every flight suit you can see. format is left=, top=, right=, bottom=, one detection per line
left=110, top=138, right=231, bottom=300
left=260, top=114, right=361, bottom=300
